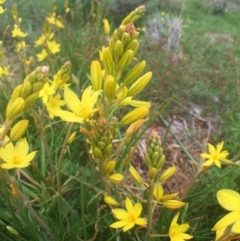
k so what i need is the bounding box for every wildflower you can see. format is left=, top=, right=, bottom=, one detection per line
left=0, top=138, right=37, bottom=169
left=37, top=49, right=48, bottom=61
left=154, top=184, right=185, bottom=209
left=129, top=165, right=143, bottom=185
left=169, top=213, right=193, bottom=241
left=121, top=106, right=149, bottom=125
left=12, top=25, right=27, bottom=38
left=212, top=189, right=240, bottom=234
left=0, top=66, right=10, bottom=76
left=47, top=40, right=60, bottom=54
left=35, top=35, right=45, bottom=46
left=10, top=119, right=29, bottom=141
left=39, top=83, right=55, bottom=104
left=201, top=142, right=229, bottom=168
left=52, top=86, right=101, bottom=123
left=110, top=197, right=147, bottom=232
left=46, top=94, right=65, bottom=119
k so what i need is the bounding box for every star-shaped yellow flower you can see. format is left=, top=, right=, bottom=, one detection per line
left=12, top=25, right=27, bottom=38
left=110, top=197, right=147, bottom=232
left=169, top=213, right=193, bottom=241
left=212, top=189, right=240, bottom=234
left=52, top=86, right=101, bottom=123
left=47, top=40, right=60, bottom=54
left=35, top=34, right=45, bottom=46
left=0, top=138, right=37, bottom=169
left=201, top=142, right=229, bottom=168
left=37, top=49, right=48, bottom=62
left=46, top=94, right=66, bottom=119
left=39, top=83, right=55, bottom=104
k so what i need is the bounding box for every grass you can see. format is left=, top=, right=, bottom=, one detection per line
left=0, top=0, right=240, bottom=240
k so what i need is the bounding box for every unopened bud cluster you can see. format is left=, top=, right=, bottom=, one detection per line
left=90, top=117, right=113, bottom=160
left=145, top=129, right=165, bottom=179
left=6, top=66, right=49, bottom=120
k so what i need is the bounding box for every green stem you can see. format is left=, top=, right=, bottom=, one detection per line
left=57, top=122, right=73, bottom=196
left=98, top=160, right=111, bottom=195
left=146, top=181, right=154, bottom=241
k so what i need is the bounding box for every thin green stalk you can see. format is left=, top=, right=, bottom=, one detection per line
left=57, top=122, right=73, bottom=195
left=146, top=181, right=154, bottom=241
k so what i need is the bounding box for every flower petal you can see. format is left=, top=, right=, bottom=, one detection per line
left=135, top=217, right=147, bottom=226
left=112, top=209, right=129, bottom=221
left=231, top=217, right=240, bottom=233
left=125, top=197, right=134, bottom=215
left=132, top=203, right=142, bottom=218
left=217, top=189, right=240, bottom=211
left=122, top=222, right=135, bottom=232
left=110, top=220, right=129, bottom=229
left=15, top=138, right=28, bottom=158
left=212, top=211, right=240, bottom=231
left=64, top=87, right=82, bottom=114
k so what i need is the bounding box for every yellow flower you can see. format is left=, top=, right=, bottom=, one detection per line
left=0, top=66, right=10, bottom=76
left=52, top=86, right=101, bottom=123
left=201, top=142, right=229, bottom=168
left=0, top=6, right=6, bottom=14
left=39, top=83, right=55, bottom=104
left=15, top=41, right=26, bottom=52
left=46, top=94, right=66, bottom=119
left=0, top=138, right=37, bottom=169
left=110, top=197, right=147, bottom=232
left=47, top=40, right=60, bottom=54
left=35, top=34, right=45, bottom=46
left=55, top=18, right=64, bottom=28
left=12, top=25, right=27, bottom=38
left=212, top=189, right=240, bottom=234
left=154, top=184, right=185, bottom=209
left=37, top=49, right=48, bottom=61
left=169, top=213, right=193, bottom=241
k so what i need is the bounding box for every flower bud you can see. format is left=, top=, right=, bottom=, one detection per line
left=11, top=85, right=23, bottom=102
left=24, top=92, right=39, bottom=110
left=91, top=60, right=103, bottom=91
left=114, top=40, right=124, bottom=61
left=121, top=106, right=149, bottom=125
left=102, top=47, right=114, bottom=75
left=93, top=147, right=103, bottom=159
left=108, top=173, right=124, bottom=184
left=159, top=167, right=176, bottom=183
left=163, top=200, right=185, bottom=209
left=104, top=196, right=119, bottom=206
left=148, top=167, right=158, bottom=180
left=104, top=75, right=116, bottom=99
left=21, top=81, right=32, bottom=99
left=129, top=165, right=143, bottom=185
left=6, top=98, right=25, bottom=120
left=127, top=72, right=152, bottom=96
left=103, top=160, right=116, bottom=175
left=123, top=61, right=146, bottom=85
left=103, top=18, right=110, bottom=35
left=67, top=132, right=76, bottom=144
left=119, top=50, right=134, bottom=71
left=32, top=82, right=43, bottom=93
left=10, top=119, right=29, bottom=141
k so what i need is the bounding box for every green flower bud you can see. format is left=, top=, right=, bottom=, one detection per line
left=121, top=106, right=149, bottom=125
left=123, top=60, right=146, bottom=85
left=104, top=75, right=116, bottom=99
left=127, top=71, right=152, bottom=96
left=10, top=119, right=29, bottom=141
left=6, top=98, right=25, bottom=120
left=91, top=60, right=103, bottom=91
left=119, top=50, right=134, bottom=71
